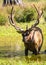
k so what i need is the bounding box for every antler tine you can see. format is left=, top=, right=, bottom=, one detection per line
left=31, top=4, right=43, bottom=28
left=9, top=6, right=24, bottom=33
left=10, top=6, right=14, bottom=23
left=33, top=4, right=39, bottom=16
left=33, top=4, right=43, bottom=19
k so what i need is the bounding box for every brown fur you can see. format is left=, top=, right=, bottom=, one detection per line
left=22, top=27, right=43, bottom=55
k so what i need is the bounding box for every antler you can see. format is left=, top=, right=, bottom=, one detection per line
left=33, top=4, right=43, bottom=19
left=8, top=6, right=24, bottom=33
left=32, top=4, right=43, bottom=27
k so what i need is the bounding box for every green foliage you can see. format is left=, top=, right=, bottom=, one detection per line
left=0, top=57, right=46, bottom=65
left=14, top=7, right=37, bottom=22
left=0, top=14, right=7, bottom=25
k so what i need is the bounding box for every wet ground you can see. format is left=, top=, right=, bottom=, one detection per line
left=0, top=49, right=46, bottom=61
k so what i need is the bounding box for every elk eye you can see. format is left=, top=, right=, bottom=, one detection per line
left=26, top=32, right=29, bottom=35
left=22, top=33, right=26, bottom=36
left=22, top=32, right=29, bottom=36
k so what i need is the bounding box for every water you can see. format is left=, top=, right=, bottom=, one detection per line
left=0, top=48, right=46, bottom=61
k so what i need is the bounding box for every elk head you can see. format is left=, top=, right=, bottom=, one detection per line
left=8, top=6, right=43, bottom=55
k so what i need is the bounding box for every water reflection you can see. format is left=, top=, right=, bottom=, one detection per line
left=0, top=49, right=46, bottom=61
left=30, top=55, right=41, bottom=61
left=0, top=44, right=46, bottom=61
left=25, top=51, right=46, bottom=61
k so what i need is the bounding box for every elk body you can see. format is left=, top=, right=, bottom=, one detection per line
left=22, top=27, right=43, bottom=55
left=9, top=5, right=43, bottom=56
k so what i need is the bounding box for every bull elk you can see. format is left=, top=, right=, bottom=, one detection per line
left=8, top=5, right=43, bottom=56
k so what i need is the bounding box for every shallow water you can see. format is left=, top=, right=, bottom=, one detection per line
left=0, top=48, right=46, bottom=61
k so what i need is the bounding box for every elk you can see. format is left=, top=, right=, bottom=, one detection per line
left=8, top=5, right=43, bottom=56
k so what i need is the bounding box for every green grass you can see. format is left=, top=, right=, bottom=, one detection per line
left=0, top=0, right=46, bottom=65
left=0, top=19, right=46, bottom=64
left=0, top=56, right=46, bottom=65
left=0, top=20, right=46, bottom=64
left=0, top=57, right=46, bottom=65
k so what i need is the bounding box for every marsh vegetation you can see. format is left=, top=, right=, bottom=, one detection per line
left=0, top=0, right=46, bottom=65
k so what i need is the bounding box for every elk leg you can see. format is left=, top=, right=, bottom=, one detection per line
left=33, top=48, right=39, bottom=55
left=25, top=48, right=28, bottom=56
